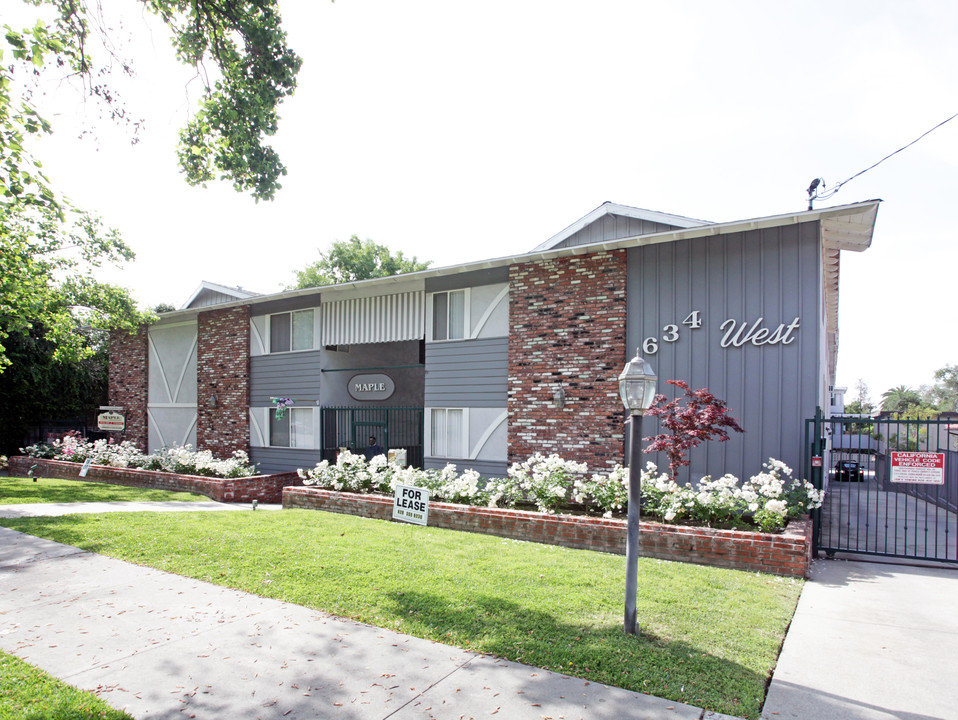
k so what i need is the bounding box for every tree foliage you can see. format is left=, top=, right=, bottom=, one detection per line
left=642, top=380, right=745, bottom=481
left=1, top=0, right=302, bottom=373
left=291, top=236, right=432, bottom=289
left=880, top=385, right=923, bottom=414
left=925, top=365, right=958, bottom=413
left=0, top=323, right=108, bottom=455
left=4, top=0, right=302, bottom=203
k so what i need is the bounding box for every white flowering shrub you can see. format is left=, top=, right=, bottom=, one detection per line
left=640, top=458, right=823, bottom=532
left=572, top=465, right=630, bottom=517
left=296, top=452, right=822, bottom=533
left=507, top=453, right=588, bottom=513
left=298, top=450, right=388, bottom=493
left=21, top=436, right=257, bottom=479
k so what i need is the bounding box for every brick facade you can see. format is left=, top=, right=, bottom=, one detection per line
left=283, top=487, right=812, bottom=578
left=108, top=326, right=149, bottom=451
left=196, top=306, right=250, bottom=457
left=508, top=251, right=627, bottom=469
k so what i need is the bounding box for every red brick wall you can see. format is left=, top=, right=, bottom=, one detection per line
left=9, top=457, right=301, bottom=504
left=282, top=487, right=812, bottom=578
left=108, top=327, right=149, bottom=451
left=508, top=251, right=627, bottom=469
left=197, top=307, right=250, bottom=457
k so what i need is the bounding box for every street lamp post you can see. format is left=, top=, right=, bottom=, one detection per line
left=618, top=350, right=657, bottom=635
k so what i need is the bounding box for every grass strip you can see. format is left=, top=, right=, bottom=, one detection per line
left=0, top=649, right=133, bottom=720
left=0, top=476, right=210, bottom=505
left=0, top=509, right=802, bottom=718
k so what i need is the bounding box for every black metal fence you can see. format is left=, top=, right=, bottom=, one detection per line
left=807, top=411, right=958, bottom=563
left=320, top=407, right=424, bottom=468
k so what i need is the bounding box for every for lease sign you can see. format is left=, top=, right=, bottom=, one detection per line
left=891, top=452, right=945, bottom=485
left=393, top=484, right=430, bottom=526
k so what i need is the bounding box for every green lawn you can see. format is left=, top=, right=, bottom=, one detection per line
left=0, top=649, right=133, bottom=720
left=0, top=476, right=210, bottom=504
left=0, top=510, right=801, bottom=718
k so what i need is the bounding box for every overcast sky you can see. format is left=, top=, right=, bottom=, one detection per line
left=12, top=0, right=958, bottom=405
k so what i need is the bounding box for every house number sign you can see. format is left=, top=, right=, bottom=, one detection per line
left=642, top=311, right=801, bottom=354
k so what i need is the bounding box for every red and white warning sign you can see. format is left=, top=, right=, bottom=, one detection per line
left=890, top=452, right=945, bottom=485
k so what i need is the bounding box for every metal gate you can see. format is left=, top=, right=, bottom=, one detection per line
left=320, top=407, right=424, bottom=468
left=807, top=409, right=958, bottom=562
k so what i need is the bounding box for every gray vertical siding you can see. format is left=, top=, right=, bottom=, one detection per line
left=250, top=351, right=322, bottom=405
left=626, top=221, right=822, bottom=483
left=425, top=337, right=508, bottom=407
left=556, top=216, right=682, bottom=249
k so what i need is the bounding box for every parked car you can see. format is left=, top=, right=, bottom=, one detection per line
left=834, top=460, right=862, bottom=481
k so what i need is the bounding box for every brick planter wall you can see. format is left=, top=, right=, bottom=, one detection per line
left=508, top=251, right=627, bottom=471
left=8, top=457, right=301, bottom=504
left=197, top=306, right=251, bottom=457
left=283, top=487, right=812, bottom=578
left=108, top=327, right=150, bottom=451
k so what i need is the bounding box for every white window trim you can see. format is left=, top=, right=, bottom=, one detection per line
left=426, top=407, right=469, bottom=459
left=260, top=406, right=319, bottom=449
left=426, top=289, right=471, bottom=343
left=267, top=309, right=318, bottom=354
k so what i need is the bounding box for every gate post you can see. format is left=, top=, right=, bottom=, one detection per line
left=810, top=406, right=825, bottom=556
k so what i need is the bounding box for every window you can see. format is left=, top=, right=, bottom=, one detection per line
left=431, top=290, right=465, bottom=341
left=430, top=408, right=464, bottom=458
left=269, top=407, right=314, bottom=448
left=270, top=310, right=314, bottom=352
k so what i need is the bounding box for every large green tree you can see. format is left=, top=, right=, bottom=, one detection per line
left=924, top=365, right=958, bottom=412
left=1, top=0, right=303, bottom=371
left=0, top=323, right=108, bottom=455
left=291, top=236, right=432, bottom=289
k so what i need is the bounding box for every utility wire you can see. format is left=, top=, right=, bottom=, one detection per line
left=808, top=110, right=958, bottom=206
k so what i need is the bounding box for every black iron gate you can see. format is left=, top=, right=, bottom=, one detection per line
left=807, top=409, right=958, bottom=562
left=320, top=407, right=424, bottom=468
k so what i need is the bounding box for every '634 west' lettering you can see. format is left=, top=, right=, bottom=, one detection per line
left=642, top=311, right=800, bottom=353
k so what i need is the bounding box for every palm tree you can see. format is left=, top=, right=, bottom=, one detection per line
left=880, top=385, right=921, bottom=413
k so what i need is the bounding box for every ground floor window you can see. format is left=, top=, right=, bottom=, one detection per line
left=430, top=407, right=464, bottom=458
left=270, top=407, right=314, bottom=448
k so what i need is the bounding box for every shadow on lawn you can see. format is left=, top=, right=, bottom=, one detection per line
left=386, top=589, right=767, bottom=717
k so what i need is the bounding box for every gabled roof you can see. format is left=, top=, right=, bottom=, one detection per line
left=530, top=201, right=708, bottom=252
left=179, top=281, right=261, bottom=310
left=158, top=200, right=881, bottom=381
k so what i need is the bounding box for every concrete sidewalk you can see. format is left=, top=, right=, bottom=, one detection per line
left=0, top=525, right=718, bottom=720
left=762, top=559, right=958, bottom=720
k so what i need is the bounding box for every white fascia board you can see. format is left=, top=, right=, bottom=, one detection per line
left=155, top=200, right=880, bottom=324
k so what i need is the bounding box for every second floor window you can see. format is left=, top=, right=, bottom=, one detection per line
left=270, top=310, right=314, bottom=352
left=432, top=290, right=465, bottom=341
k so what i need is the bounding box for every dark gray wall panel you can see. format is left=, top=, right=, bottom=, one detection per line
left=250, top=447, right=323, bottom=474
left=425, top=337, right=508, bottom=407
left=425, top=267, right=509, bottom=292
left=250, top=351, right=322, bottom=405
left=626, top=221, right=822, bottom=484
left=557, top=216, right=679, bottom=249
left=424, top=457, right=508, bottom=478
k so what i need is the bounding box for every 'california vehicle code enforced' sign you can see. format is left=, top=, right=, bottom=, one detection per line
left=393, top=484, right=430, bottom=526
left=891, top=452, right=945, bottom=485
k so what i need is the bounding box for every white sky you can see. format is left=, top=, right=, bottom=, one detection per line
left=9, top=0, right=958, bottom=405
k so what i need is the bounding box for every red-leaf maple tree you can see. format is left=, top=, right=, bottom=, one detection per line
left=642, top=380, right=745, bottom=480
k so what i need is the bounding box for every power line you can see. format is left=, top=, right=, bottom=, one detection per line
left=808, top=110, right=958, bottom=208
